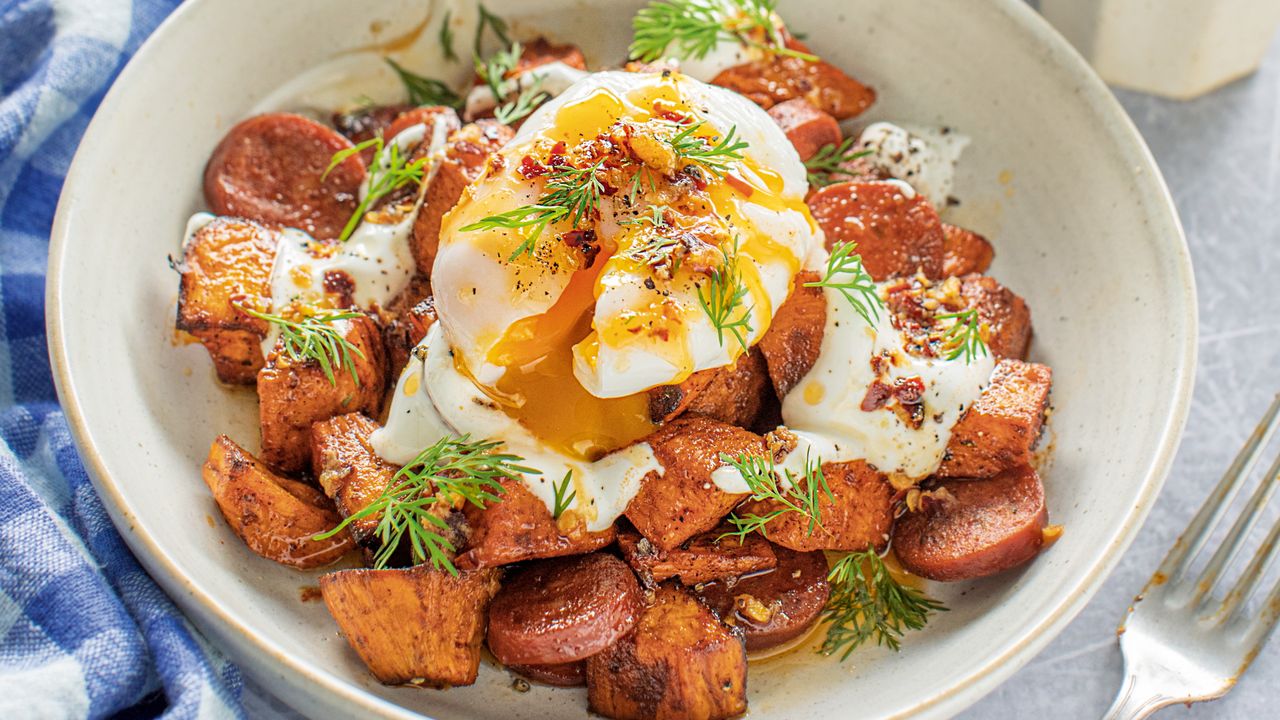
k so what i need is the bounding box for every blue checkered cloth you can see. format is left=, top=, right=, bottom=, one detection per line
left=0, top=1, right=245, bottom=717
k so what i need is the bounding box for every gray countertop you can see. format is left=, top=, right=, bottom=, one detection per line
left=241, top=25, right=1280, bottom=720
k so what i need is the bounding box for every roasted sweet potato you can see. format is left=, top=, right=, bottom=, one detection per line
left=202, top=435, right=353, bottom=568
left=175, top=217, right=276, bottom=384
left=738, top=459, right=894, bottom=553
left=694, top=546, right=830, bottom=651
left=942, top=224, right=994, bottom=277
left=766, top=98, right=842, bottom=162
left=893, top=465, right=1048, bottom=581
left=309, top=413, right=398, bottom=544
left=487, top=553, right=643, bottom=665
left=586, top=584, right=747, bottom=720
left=617, top=526, right=776, bottom=586
left=936, top=359, right=1052, bottom=480
left=626, top=416, right=765, bottom=552
left=711, top=37, right=875, bottom=120
left=411, top=120, right=515, bottom=275
left=807, top=180, right=946, bottom=280
left=455, top=478, right=615, bottom=569
left=647, top=349, right=769, bottom=428
left=961, top=274, right=1032, bottom=360
left=320, top=566, right=500, bottom=686
left=382, top=280, right=437, bottom=378
left=257, top=313, right=387, bottom=473
left=755, top=270, right=825, bottom=399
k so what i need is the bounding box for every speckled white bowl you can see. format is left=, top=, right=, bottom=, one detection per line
left=47, top=0, right=1196, bottom=718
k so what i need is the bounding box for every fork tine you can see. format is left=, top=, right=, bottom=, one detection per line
left=1239, top=552, right=1280, bottom=658
left=1158, top=394, right=1280, bottom=582
left=1192, top=446, right=1280, bottom=608
left=1222, top=499, right=1280, bottom=621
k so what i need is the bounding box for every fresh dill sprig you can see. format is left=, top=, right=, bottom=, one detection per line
left=461, top=160, right=606, bottom=260
left=804, top=137, right=871, bottom=188
left=475, top=42, right=521, bottom=102
left=666, top=121, right=748, bottom=178
left=629, top=0, right=816, bottom=64
left=697, top=239, right=754, bottom=350
left=718, top=451, right=831, bottom=541
left=325, top=136, right=429, bottom=241
left=439, top=10, right=458, bottom=62
left=937, top=308, right=988, bottom=364
left=804, top=240, right=881, bottom=327
left=619, top=204, right=668, bottom=228
left=474, top=3, right=512, bottom=55
left=821, top=550, right=947, bottom=658
left=475, top=42, right=551, bottom=125
left=385, top=58, right=464, bottom=109
left=313, top=435, right=538, bottom=574
left=494, top=74, right=550, bottom=125
left=551, top=471, right=576, bottom=520
left=626, top=166, right=658, bottom=204
left=236, top=305, right=365, bottom=386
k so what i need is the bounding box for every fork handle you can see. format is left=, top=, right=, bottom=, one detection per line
left=1103, top=672, right=1174, bottom=720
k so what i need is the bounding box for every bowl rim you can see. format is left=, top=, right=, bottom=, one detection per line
left=45, top=0, right=1198, bottom=717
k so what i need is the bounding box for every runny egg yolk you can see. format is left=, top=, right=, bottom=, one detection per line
left=477, top=258, right=656, bottom=462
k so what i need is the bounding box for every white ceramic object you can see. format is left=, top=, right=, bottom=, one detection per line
left=46, top=1, right=1197, bottom=718
left=1041, top=0, right=1280, bottom=99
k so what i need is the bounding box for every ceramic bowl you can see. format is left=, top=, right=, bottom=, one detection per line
left=46, top=0, right=1196, bottom=717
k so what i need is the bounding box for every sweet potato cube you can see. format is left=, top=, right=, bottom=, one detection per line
left=647, top=349, right=769, bottom=428
left=737, top=459, right=894, bottom=553
left=617, top=526, right=776, bottom=585
left=626, top=416, right=765, bottom=552
left=756, top=270, right=826, bottom=401
left=257, top=313, right=387, bottom=473
left=202, top=435, right=353, bottom=568
left=174, top=217, right=276, bottom=384
left=961, top=275, right=1033, bottom=360
left=310, top=413, right=398, bottom=544
left=455, top=478, right=615, bottom=569
left=411, top=121, right=515, bottom=274
left=941, top=224, right=994, bottom=277
left=320, top=566, right=500, bottom=687
left=586, top=584, right=747, bottom=720
left=936, top=359, right=1052, bottom=479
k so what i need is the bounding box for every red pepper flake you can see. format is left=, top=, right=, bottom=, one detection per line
left=893, top=376, right=926, bottom=406
left=519, top=155, right=547, bottom=178
left=724, top=173, right=754, bottom=197
left=562, top=228, right=601, bottom=269
left=861, top=381, right=893, bottom=412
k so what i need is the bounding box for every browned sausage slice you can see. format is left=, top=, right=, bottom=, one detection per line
left=694, top=546, right=830, bottom=652
left=767, top=98, right=843, bottom=162
left=756, top=270, right=825, bottom=399
left=508, top=661, right=586, bottom=687
left=893, top=465, right=1049, bottom=581
left=807, top=180, right=946, bottom=280
left=204, top=113, right=366, bottom=240
left=942, top=223, right=994, bottom=277
left=487, top=553, right=643, bottom=666
left=712, top=38, right=875, bottom=120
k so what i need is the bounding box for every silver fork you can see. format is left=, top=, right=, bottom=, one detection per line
left=1104, top=393, right=1280, bottom=719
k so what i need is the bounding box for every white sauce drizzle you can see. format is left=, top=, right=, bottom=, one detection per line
left=463, top=61, right=591, bottom=121
left=372, top=324, right=663, bottom=531
left=856, top=122, right=970, bottom=209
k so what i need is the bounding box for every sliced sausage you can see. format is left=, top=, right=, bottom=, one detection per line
left=807, top=180, right=946, bottom=280
left=942, top=223, right=994, bottom=277
left=694, top=546, right=830, bottom=652
left=959, top=274, right=1032, bottom=360
left=586, top=584, right=747, bottom=720
left=893, top=465, right=1049, bottom=582
left=767, top=98, right=842, bottom=162
left=508, top=661, right=586, bottom=687
left=203, top=113, right=367, bottom=240
left=756, top=270, right=825, bottom=399
left=711, top=37, right=875, bottom=120
left=487, top=553, right=643, bottom=666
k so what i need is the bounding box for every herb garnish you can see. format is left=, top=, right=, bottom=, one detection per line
left=385, top=59, right=464, bottom=109
left=718, top=451, right=830, bottom=541
left=618, top=204, right=668, bottom=229
left=804, top=240, right=881, bottom=326
left=551, top=471, right=576, bottom=520
left=630, top=0, right=817, bottom=64
left=236, top=305, right=365, bottom=386
left=697, top=239, right=754, bottom=350
left=439, top=10, right=458, bottom=62
left=804, top=137, right=871, bottom=188
left=475, top=41, right=552, bottom=125
left=474, top=3, right=512, bottom=55
left=666, top=121, right=748, bottom=178
left=937, top=308, right=988, bottom=364
left=460, top=159, right=606, bottom=260
left=325, top=136, right=429, bottom=242
left=314, top=435, right=537, bottom=574
left=821, top=550, right=947, bottom=658
left=494, top=75, right=550, bottom=125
